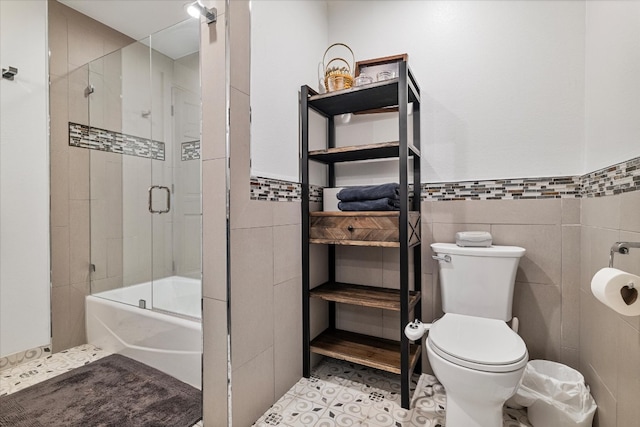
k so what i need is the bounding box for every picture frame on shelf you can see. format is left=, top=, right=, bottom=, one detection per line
left=354, top=53, right=408, bottom=79
left=353, top=54, right=408, bottom=115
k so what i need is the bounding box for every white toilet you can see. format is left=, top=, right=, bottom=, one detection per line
left=406, top=242, right=528, bottom=427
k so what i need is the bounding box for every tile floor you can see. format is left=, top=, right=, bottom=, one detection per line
left=1, top=345, right=531, bottom=427
left=0, top=344, right=203, bottom=427
left=0, top=344, right=110, bottom=396
left=253, top=358, right=532, bottom=427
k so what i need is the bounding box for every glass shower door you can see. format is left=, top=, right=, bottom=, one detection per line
left=147, top=19, right=202, bottom=318
left=88, top=37, right=155, bottom=310
left=88, top=19, right=202, bottom=319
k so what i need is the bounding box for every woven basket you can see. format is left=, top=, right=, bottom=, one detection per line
left=323, top=43, right=355, bottom=92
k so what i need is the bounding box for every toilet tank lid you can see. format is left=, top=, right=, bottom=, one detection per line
left=431, top=242, right=525, bottom=257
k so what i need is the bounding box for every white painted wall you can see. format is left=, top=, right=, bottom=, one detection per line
left=250, top=0, right=329, bottom=182
left=584, top=0, right=640, bottom=172
left=251, top=1, right=639, bottom=183
left=328, top=0, right=587, bottom=183
left=0, top=0, right=51, bottom=357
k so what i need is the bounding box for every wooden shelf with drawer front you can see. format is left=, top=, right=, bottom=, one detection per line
left=309, top=211, right=421, bottom=247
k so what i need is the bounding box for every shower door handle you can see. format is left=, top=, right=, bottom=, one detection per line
left=148, top=185, right=171, bottom=214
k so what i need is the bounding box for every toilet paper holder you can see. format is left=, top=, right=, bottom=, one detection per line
left=609, top=241, right=640, bottom=268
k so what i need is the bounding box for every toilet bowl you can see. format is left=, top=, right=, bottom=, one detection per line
left=426, top=313, right=528, bottom=427
left=405, top=242, right=529, bottom=426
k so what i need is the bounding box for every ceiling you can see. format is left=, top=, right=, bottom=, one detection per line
left=57, top=0, right=199, bottom=59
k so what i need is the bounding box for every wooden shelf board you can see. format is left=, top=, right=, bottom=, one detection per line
left=310, top=238, right=400, bottom=247
left=308, top=141, right=420, bottom=164
left=308, top=78, right=419, bottom=117
left=311, top=211, right=399, bottom=218
left=310, top=211, right=420, bottom=218
left=310, top=282, right=421, bottom=311
left=310, top=329, right=421, bottom=375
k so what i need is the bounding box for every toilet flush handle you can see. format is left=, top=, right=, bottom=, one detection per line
left=432, top=254, right=451, bottom=263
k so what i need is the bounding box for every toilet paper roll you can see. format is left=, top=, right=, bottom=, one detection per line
left=591, top=267, right=640, bottom=316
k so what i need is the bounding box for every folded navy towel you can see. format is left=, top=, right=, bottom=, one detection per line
left=338, top=197, right=400, bottom=211
left=337, top=183, right=399, bottom=202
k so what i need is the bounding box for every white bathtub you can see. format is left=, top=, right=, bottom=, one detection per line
left=86, top=276, right=202, bottom=389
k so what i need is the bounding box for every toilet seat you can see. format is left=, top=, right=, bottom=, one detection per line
left=428, top=313, right=528, bottom=373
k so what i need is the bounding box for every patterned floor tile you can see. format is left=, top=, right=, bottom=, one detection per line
left=0, top=344, right=109, bottom=396
left=279, top=395, right=329, bottom=426
left=326, top=386, right=374, bottom=419
left=314, top=360, right=359, bottom=385
left=253, top=358, right=532, bottom=427
left=315, top=408, right=364, bottom=427
left=361, top=406, right=405, bottom=427
left=410, top=408, right=446, bottom=427
left=291, top=375, right=343, bottom=407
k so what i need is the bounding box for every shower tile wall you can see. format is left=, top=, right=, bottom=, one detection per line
left=89, top=149, right=124, bottom=294
left=48, top=0, right=133, bottom=352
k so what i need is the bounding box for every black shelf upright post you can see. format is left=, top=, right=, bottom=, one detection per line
left=411, top=68, right=422, bottom=376
left=327, top=116, right=336, bottom=330
left=398, top=60, right=411, bottom=409
left=301, top=85, right=311, bottom=378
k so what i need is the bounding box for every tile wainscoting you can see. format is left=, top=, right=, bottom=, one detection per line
left=248, top=155, right=639, bottom=426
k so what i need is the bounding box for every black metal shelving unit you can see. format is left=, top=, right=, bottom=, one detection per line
left=301, top=60, right=422, bottom=409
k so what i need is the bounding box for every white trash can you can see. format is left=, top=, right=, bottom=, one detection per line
left=509, top=360, right=597, bottom=427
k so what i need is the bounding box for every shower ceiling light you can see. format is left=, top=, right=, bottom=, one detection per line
left=187, top=0, right=217, bottom=24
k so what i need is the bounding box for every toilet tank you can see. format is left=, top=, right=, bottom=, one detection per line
left=431, top=243, right=526, bottom=321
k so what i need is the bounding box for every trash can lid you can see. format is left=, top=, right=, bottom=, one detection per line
left=429, top=314, right=528, bottom=371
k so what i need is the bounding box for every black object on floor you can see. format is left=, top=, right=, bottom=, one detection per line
left=0, top=354, right=202, bottom=427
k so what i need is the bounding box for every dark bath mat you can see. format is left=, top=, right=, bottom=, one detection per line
left=0, top=354, right=201, bottom=427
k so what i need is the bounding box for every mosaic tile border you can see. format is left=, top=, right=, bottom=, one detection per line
left=581, top=156, right=640, bottom=197
left=181, top=141, right=201, bottom=161
left=0, top=345, right=51, bottom=372
left=424, top=156, right=639, bottom=201
left=69, top=122, right=165, bottom=161
left=251, top=157, right=639, bottom=203
left=422, top=175, right=582, bottom=201
left=250, top=176, right=322, bottom=203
